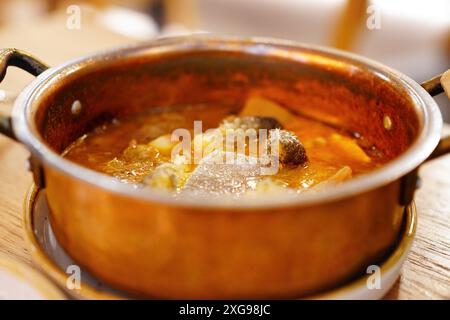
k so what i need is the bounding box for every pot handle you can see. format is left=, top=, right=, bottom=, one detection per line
left=398, top=70, right=449, bottom=205
left=421, top=69, right=450, bottom=159
left=0, top=48, right=49, bottom=140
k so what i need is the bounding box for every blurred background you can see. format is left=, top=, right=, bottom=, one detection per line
left=0, top=0, right=449, bottom=118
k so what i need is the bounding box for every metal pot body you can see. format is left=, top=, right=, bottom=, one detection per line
left=2, top=37, right=445, bottom=298
left=44, top=165, right=403, bottom=298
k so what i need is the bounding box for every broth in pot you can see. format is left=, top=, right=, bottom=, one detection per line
left=63, top=96, right=385, bottom=199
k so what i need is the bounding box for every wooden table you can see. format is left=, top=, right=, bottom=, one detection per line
left=1, top=7, right=450, bottom=300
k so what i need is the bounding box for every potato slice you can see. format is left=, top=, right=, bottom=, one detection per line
left=149, top=134, right=178, bottom=156
left=315, top=166, right=352, bottom=188
left=330, top=133, right=371, bottom=163
left=240, top=96, right=295, bottom=125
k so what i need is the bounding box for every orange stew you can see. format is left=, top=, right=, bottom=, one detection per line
left=63, top=98, right=385, bottom=195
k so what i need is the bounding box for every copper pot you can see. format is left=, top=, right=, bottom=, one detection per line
left=1, top=37, right=449, bottom=299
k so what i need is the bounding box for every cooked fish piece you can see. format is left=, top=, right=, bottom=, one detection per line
left=143, top=155, right=188, bottom=190
left=268, top=129, right=308, bottom=166
left=180, top=151, right=262, bottom=198
left=143, top=163, right=182, bottom=190
left=220, top=116, right=307, bottom=166
left=104, top=141, right=161, bottom=183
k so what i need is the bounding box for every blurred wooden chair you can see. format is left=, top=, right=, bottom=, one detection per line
left=45, top=0, right=107, bottom=11
left=331, top=0, right=369, bottom=50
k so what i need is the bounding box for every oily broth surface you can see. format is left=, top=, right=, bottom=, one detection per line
left=63, top=103, right=385, bottom=190
left=63, top=104, right=230, bottom=182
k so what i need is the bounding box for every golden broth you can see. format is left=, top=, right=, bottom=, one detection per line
left=63, top=102, right=385, bottom=191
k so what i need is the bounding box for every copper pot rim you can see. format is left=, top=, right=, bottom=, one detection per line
left=12, top=35, right=442, bottom=209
